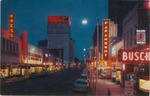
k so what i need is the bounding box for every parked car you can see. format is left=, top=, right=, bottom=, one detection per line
left=72, top=78, right=89, bottom=92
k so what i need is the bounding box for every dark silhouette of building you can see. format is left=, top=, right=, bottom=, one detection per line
left=108, top=0, right=137, bottom=37
left=93, top=25, right=102, bottom=57
left=38, top=39, right=48, bottom=49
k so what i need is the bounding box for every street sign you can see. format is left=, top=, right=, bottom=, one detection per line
left=125, top=81, right=134, bottom=96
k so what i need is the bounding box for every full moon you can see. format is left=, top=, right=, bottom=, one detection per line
left=82, top=19, right=87, bottom=24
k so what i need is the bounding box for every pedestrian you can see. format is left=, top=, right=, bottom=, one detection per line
left=108, top=88, right=111, bottom=96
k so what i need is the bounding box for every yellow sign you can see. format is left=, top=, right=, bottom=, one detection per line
left=9, top=13, right=14, bottom=39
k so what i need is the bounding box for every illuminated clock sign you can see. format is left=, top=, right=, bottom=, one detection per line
left=121, top=50, right=150, bottom=64
left=9, top=13, right=14, bottom=39
left=136, top=30, right=146, bottom=44
left=103, top=19, right=110, bottom=60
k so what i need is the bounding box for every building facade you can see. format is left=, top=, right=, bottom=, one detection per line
left=1, top=28, right=22, bottom=77
left=108, top=0, right=137, bottom=37
left=122, top=1, right=150, bottom=95
left=47, top=16, right=71, bottom=64
left=69, top=38, right=74, bottom=62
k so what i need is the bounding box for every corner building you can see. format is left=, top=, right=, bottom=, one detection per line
left=47, top=16, right=71, bottom=64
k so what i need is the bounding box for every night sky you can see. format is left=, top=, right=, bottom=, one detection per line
left=1, top=0, right=108, bottom=59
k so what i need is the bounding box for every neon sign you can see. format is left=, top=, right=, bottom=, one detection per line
left=103, top=19, right=110, bottom=60
left=121, top=50, right=150, bottom=64
left=9, top=13, right=14, bottom=39
left=48, top=16, right=70, bottom=25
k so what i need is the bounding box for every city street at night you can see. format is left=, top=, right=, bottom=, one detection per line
left=1, top=67, right=92, bottom=96
left=1, top=0, right=150, bottom=96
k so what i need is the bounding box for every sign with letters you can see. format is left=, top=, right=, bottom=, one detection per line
left=121, top=50, right=150, bottom=64
left=103, top=19, right=110, bottom=60
left=9, top=13, right=14, bottom=39
left=125, top=81, right=134, bottom=96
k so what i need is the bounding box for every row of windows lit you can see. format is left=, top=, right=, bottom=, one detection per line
left=1, top=37, right=19, bottom=53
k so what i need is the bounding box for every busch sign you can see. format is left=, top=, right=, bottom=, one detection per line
left=121, top=50, right=150, bottom=64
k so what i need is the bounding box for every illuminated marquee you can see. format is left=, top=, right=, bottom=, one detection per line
left=103, top=19, right=110, bottom=60
left=48, top=16, right=70, bottom=25
left=121, top=50, right=150, bottom=64
left=9, top=13, right=14, bottom=39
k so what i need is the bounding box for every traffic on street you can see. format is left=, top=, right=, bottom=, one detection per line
left=1, top=67, right=92, bottom=96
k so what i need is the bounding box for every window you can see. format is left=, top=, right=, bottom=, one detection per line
left=124, top=33, right=126, bottom=48
left=135, top=25, right=137, bottom=44
left=127, top=31, right=129, bottom=48
left=130, top=28, right=132, bottom=47
left=15, top=43, right=18, bottom=53
left=13, top=42, right=15, bottom=52
left=10, top=41, right=13, bottom=51
left=6, top=39, right=9, bottom=50
left=2, top=38, right=5, bottom=50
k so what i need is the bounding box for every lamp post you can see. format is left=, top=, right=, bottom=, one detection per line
left=96, top=19, right=100, bottom=95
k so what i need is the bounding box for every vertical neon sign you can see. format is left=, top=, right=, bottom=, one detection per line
left=103, top=19, right=110, bottom=60
left=9, top=13, right=14, bottom=39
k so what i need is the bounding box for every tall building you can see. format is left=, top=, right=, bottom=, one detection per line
left=122, top=1, right=149, bottom=94
left=108, top=0, right=137, bottom=37
left=47, top=16, right=71, bottom=64
left=93, top=25, right=102, bottom=57
left=110, top=21, right=118, bottom=38
left=38, top=39, right=48, bottom=49
left=69, top=38, right=74, bottom=62
left=87, top=46, right=94, bottom=61
left=123, top=1, right=150, bottom=49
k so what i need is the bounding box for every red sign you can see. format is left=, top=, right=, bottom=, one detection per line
left=9, top=13, right=14, bottom=39
left=48, top=16, right=70, bottom=25
left=125, top=81, right=134, bottom=96
left=136, top=30, right=146, bottom=44
left=103, top=19, right=110, bottom=60
left=121, top=50, right=150, bottom=64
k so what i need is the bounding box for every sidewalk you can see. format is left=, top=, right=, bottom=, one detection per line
left=1, top=75, right=29, bottom=86
left=96, top=79, right=124, bottom=96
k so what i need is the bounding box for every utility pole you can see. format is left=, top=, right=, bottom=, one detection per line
left=96, top=18, right=100, bottom=94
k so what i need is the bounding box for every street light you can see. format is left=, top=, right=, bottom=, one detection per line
left=83, top=48, right=87, bottom=64
left=83, top=48, right=86, bottom=51
left=96, top=18, right=100, bottom=94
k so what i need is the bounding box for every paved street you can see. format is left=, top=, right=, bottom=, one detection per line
left=1, top=67, right=92, bottom=96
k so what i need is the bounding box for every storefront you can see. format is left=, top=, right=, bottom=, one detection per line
left=1, top=28, right=22, bottom=77
left=139, top=75, right=150, bottom=95
left=120, top=47, right=150, bottom=95
left=0, top=63, right=9, bottom=77
left=29, top=64, right=43, bottom=74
